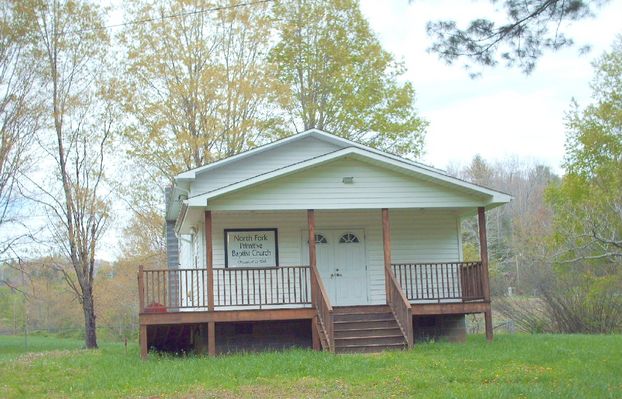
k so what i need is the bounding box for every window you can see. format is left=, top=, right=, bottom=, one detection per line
left=314, top=234, right=328, bottom=244
left=339, top=233, right=360, bottom=243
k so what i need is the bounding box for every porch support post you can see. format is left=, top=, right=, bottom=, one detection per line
left=382, top=208, right=392, bottom=300
left=478, top=206, right=493, bottom=342
left=308, top=209, right=317, bottom=307
left=208, top=321, right=216, bottom=356
left=139, top=324, right=148, bottom=360
left=204, top=210, right=217, bottom=356
left=484, top=310, right=493, bottom=342
left=205, top=210, right=214, bottom=312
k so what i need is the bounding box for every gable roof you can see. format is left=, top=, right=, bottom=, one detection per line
left=170, top=129, right=512, bottom=229
left=175, top=128, right=445, bottom=181
left=185, top=145, right=512, bottom=207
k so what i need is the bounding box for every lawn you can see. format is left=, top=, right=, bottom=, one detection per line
left=0, top=334, right=620, bottom=398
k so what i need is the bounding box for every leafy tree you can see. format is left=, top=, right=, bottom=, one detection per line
left=271, top=0, right=427, bottom=157
left=427, top=0, right=610, bottom=75
left=0, top=1, right=41, bottom=254
left=117, top=1, right=285, bottom=288
left=497, top=38, right=622, bottom=334
left=119, top=0, right=283, bottom=180
left=548, top=36, right=622, bottom=265
left=19, top=0, right=115, bottom=349
left=114, top=161, right=167, bottom=260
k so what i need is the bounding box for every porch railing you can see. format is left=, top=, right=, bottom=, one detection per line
left=459, top=261, right=486, bottom=301
left=213, top=266, right=311, bottom=308
left=139, top=267, right=208, bottom=311
left=391, top=261, right=485, bottom=302
left=138, top=265, right=312, bottom=312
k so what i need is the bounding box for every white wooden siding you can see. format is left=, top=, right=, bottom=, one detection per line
left=192, top=223, right=205, bottom=269
left=179, top=209, right=461, bottom=307
left=190, top=137, right=340, bottom=196
left=391, top=210, right=461, bottom=263
left=179, top=224, right=206, bottom=310
left=207, top=158, right=484, bottom=211
left=391, top=210, right=463, bottom=304
left=177, top=235, right=192, bottom=269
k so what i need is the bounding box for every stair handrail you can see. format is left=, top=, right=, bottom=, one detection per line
left=385, top=265, right=413, bottom=348
left=311, top=265, right=334, bottom=352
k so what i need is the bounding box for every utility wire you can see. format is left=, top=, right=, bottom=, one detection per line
left=69, top=0, right=275, bottom=35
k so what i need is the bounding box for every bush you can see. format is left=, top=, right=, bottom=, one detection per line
left=496, top=268, right=622, bottom=334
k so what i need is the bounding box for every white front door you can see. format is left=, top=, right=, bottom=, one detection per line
left=302, top=229, right=368, bottom=306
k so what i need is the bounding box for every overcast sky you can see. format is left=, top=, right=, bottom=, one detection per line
left=359, top=0, right=622, bottom=173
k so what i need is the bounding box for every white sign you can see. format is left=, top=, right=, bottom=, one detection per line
left=225, top=229, right=278, bottom=267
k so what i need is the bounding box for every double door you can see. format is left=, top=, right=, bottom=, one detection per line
left=303, top=229, right=368, bottom=306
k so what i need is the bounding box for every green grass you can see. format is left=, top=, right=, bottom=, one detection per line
left=0, top=334, right=621, bottom=398
left=0, top=335, right=85, bottom=361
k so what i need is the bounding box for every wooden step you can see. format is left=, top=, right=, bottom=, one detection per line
left=326, top=305, right=408, bottom=354
left=334, top=319, right=398, bottom=330
left=334, top=327, right=402, bottom=338
left=335, top=342, right=406, bottom=354
left=335, top=335, right=405, bottom=346
left=333, top=312, right=395, bottom=322
left=333, top=305, right=391, bottom=314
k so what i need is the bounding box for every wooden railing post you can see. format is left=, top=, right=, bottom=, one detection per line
left=138, top=265, right=145, bottom=313
left=478, top=206, right=493, bottom=341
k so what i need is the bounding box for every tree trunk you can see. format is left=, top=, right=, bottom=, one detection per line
left=82, top=287, right=98, bottom=349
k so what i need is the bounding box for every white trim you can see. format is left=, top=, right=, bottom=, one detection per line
left=186, top=146, right=512, bottom=207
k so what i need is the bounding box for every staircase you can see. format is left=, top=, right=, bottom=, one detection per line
left=332, top=305, right=408, bottom=354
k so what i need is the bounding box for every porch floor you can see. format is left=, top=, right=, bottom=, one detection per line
left=140, top=307, right=315, bottom=326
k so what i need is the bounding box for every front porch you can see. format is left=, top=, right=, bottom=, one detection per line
left=138, top=208, right=492, bottom=358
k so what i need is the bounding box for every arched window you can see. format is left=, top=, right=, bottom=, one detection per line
left=314, top=234, right=328, bottom=244
left=339, top=233, right=360, bottom=244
